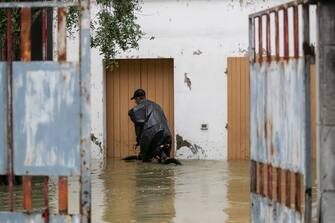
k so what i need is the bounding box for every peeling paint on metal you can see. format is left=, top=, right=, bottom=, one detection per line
left=0, top=62, right=7, bottom=174
left=251, top=193, right=303, bottom=223
left=250, top=60, right=306, bottom=173
left=0, top=212, right=80, bottom=223
left=12, top=62, right=80, bottom=176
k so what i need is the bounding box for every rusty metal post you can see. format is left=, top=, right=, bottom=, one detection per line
left=57, top=7, right=67, bottom=61
left=250, top=160, right=257, bottom=193
left=275, top=12, right=280, bottom=61
left=302, top=3, right=312, bottom=223
left=283, top=8, right=289, bottom=60
left=79, top=1, right=91, bottom=222
left=295, top=172, right=301, bottom=213
left=6, top=8, right=14, bottom=212
left=42, top=8, right=50, bottom=221
left=285, top=170, right=291, bottom=208
left=276, top=167, right=281, bottom=203
left=20, top=7, right=33, bottom=213
left=259, top=163, right=264, bottom=196
left=57, top=6, right=69, bottom=214
left=266, top=14, right=271, bottom=62
left=293, top=6, right=299, bottom=59
left=249, top=17, right=256, bottom=64
left=21, top=9, right=31, bottom=61
left=317, top=1, right=335, bottom=223
left=267, top=164, right=273, bottom=200
left=258, top=16, right=263, bottom=63
left=22, top=177, right=32, bottom=212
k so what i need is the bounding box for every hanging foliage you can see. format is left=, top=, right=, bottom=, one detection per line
left=62, top=0, right=143, bottom=63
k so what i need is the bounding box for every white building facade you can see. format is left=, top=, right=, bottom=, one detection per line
left=68, top=0, right=310, bottom=160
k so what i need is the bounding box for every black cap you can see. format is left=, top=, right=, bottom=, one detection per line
left=131, top=89, right=146, bottom=100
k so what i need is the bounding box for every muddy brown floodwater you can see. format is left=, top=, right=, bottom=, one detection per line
left=0, top=159, right=317, bottom=223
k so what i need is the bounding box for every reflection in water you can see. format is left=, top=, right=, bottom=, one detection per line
left=0, top=160, right=317, bottom=223
left=100, top=161, right=176, bottom=223
left=225, top=161, right=250, bottom=223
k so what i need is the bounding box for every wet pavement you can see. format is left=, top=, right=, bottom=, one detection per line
left=0, top=159, right=317, bottom=223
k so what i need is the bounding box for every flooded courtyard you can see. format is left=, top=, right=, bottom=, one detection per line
left=93, top=160, right=250, bottom=223
left=0, top=159, right=317, bottom=222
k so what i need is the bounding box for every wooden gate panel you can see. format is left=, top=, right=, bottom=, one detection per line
left=106, top=59, right=174, bottom=158
left=228, top=57, right=250, bottom=160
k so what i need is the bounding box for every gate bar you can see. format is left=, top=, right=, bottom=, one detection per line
left=275, top=12, right=280, bottom=61
left=249, top=0, right=312, bottom=18
left=276, top=167, right=281, bottom=203
left=258, top=16, right=263, bottom=63
left=267, top=164, right=273, bottom=200
left=302, top=4, right=312, bottom=222
left=285, top=170, right=291, bottom=208
left=293, top=6, right=299, bottom=58
left=6, top=8, right=14, bottom=212
left=0, top=1, right=79, bottom=8
left=283, top=8, right=289, bottom=60
left=20, top=7, right=33, bottom=213
left=266, top=14, right=271, bottom=62
left=295, top=172, right=302, bottom=213
left=259, top=163, right=264, bottom=196
left=79, top=1, right=92, bottom=221
left=42, top=8, right=50, bottom=221
left=57, top=6, right=69, bottom=215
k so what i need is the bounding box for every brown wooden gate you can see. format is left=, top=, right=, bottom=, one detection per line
left=227, top=57, right=250, bottom=160
left=227, top=57, right=316, bottom=160
left=106, top=59, right=174, bottom=158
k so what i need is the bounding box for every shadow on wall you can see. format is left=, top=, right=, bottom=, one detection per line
left=176, top=134, right=207, bottom=159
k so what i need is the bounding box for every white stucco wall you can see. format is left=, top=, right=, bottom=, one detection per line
left=68, top=0, right=316, bottom=160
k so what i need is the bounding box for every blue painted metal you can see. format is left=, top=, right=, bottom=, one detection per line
left=12, top=62, right=80, bottom=176
left=0, top=212, right=80, bottom=223
left=0, top=63, right=7, bottom=174
left=251, top=193, right=304, bottom=223
left=0, top=0, right=91, bottom=222
left=249, top=1, right=313, bottom=222
left=250, top=60, right=307, bottom=173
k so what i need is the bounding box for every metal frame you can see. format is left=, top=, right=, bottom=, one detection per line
left=249, top=1, right=314, bottom=222
left=0, top=1, right=91, bottom=222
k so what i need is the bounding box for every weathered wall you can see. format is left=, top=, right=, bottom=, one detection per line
left=317, top=1, right=335, bottom=222
left=68, top=0, right=304, bottom=160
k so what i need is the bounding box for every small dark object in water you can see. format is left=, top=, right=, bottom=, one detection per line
left=163, top=158, right=182, bottom=165
left=122, top=155, right=182, bottom=165
left=122, top=155, right=139, bottom=161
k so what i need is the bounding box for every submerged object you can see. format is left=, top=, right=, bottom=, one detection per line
left=122, top=154, right=182, bottom=165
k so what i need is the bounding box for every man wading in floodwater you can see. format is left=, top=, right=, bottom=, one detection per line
left=126, top=89, right=181, bottom=165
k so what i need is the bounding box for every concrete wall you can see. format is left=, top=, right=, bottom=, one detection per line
left=68, top=0, right=302, bottom=160
left=317, top=2, right=335, bottom=222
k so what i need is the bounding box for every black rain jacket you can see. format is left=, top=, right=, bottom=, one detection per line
left=128, top=99, right=171, bottom=161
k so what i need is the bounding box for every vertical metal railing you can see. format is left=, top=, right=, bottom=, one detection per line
left=249, top=1, right=314, bottom=222
left=6, top=7, right=14, bottom=212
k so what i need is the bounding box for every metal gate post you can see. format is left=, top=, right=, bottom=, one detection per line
left=316, top=1, right=335, bottom=222
left=79, top=0, right=92, bottom=222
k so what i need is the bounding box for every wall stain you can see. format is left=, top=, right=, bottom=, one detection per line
left=184, top=73, right=192, bottom=90
left=176, top=134, right=205, bottom=155
left=193, top=49, right=203, bottom=55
